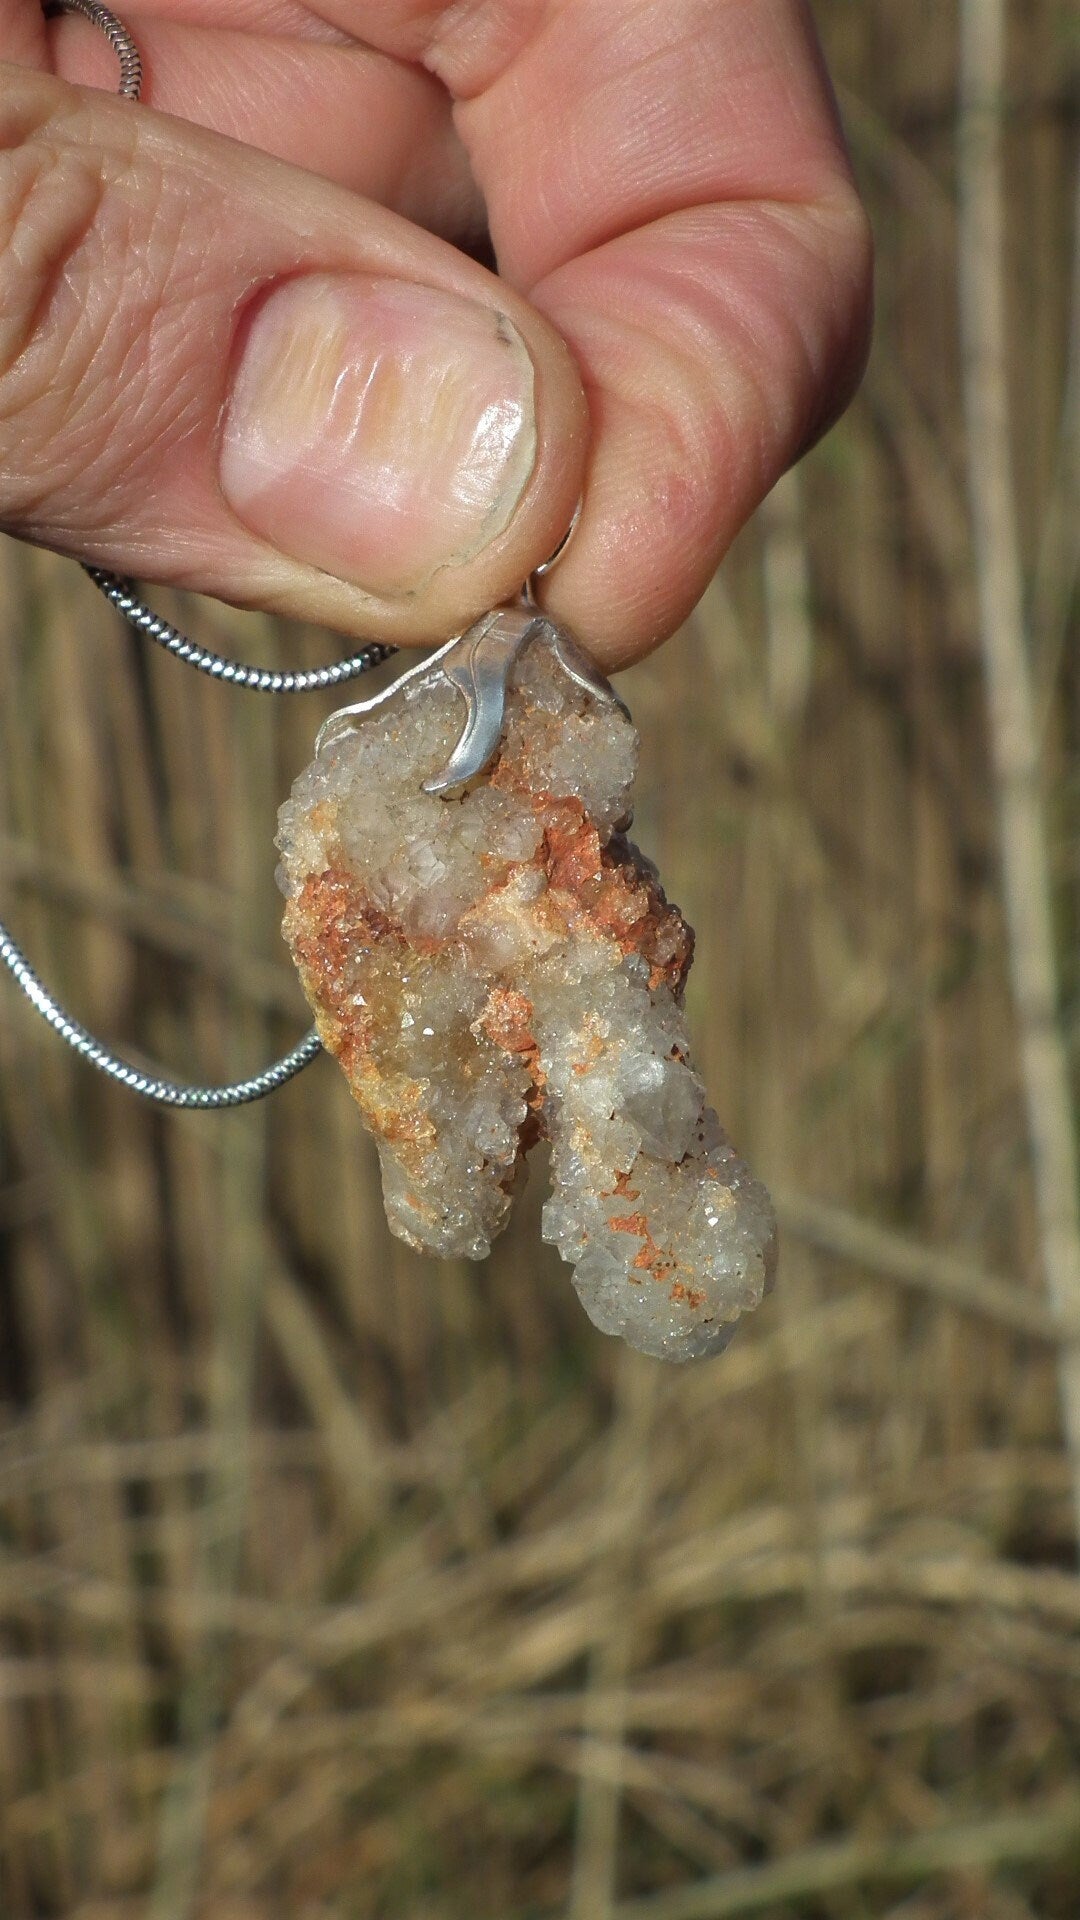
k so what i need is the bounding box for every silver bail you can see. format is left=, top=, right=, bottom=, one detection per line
left=315, top=604, right=627, bottom=794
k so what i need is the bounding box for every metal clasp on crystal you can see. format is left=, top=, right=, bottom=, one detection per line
left=315, top=605, right=627, bottom=794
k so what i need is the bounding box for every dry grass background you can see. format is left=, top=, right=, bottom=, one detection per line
left=2, top=0, right=1080, bottom=1914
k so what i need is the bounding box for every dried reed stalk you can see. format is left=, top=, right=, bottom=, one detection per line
left=957, top=0, right=1080, bottom=1542
left=610, top=1788, right=1080, bottom=1920
left=761, top=466, right=815, bottom=726
left=147, top=653, right=277, bottom=1920
left=568, top=1354, right=658, bottom=1920
left=774, top=1188, right=1075, bottom=1341
left=1033, top=148, right=1080, bottom=720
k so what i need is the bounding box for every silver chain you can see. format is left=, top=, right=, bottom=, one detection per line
left=1, top=554, right=393, bottom=1109
left=43, top=0, right=142, bottom=96
left=86, top=569, right=396, bottom=693
left=4, top=2, right=403, bottom=1106
left=0, top=921, right=323, bottom=1107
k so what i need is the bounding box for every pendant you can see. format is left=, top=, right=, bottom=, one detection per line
left=277, top=607, right=777, bottom=1362
left=11, top=3, right=764, bottom=1342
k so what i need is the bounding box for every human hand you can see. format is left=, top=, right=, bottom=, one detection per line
left=0, top=1, right=871, bottom=667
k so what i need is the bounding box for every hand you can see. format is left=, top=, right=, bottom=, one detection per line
left=0, top=1, right=871, bottom=666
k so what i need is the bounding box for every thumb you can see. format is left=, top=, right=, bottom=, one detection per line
left=0, top=65, right=588, bottom=645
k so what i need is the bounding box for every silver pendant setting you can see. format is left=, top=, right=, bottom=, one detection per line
left=317, top=602, right=629, bottom=795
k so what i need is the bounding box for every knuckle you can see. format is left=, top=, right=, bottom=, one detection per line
left=818, top=174, right=875, bottom=304
left=0, top=72, right=181, bottom=541
left=0, top=143, right=104, bottom=383
left=0, top=72, right=203, bottom=543
left=804, top=176, right=875, bottom=430
left=0, top=82, right=108, bottom=516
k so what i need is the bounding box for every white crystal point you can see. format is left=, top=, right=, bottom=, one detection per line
left=277, top=644, right=776, bottom=1361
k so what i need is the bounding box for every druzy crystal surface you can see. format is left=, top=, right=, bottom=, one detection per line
left=277, top=645, right=776, bottom=1361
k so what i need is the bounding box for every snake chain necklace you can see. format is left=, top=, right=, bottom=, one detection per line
left=2, top=0, right=777, bottom=1360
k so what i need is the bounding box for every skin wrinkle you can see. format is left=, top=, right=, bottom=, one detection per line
left=567, top=304, right=745, bottom=509
left=549, top=280, right=837, bottom=602
left=427, top=0, right=550, bottom=94
left=115, top=303, right=218, bottom=494
left=550, top=30, right=785, bottom=209
left=0, top=147, right=78, bottom=336
left=308, top=0, right=450, bottom=66
left=0, top=122, right=218, bottom=524
left=47, top=15, right=483, bottom=221
left=76, top=0, right=338, bottom=32
left=52, top=167, right=190, bottom=486
left=759, top=200, right=871, bottom=454
left=171, top=31, right=477, bottom=214
left=303, top=0, right=549, bottom=90
left=0, top=148, right=107, bottom=430
left=543, top=200, right=867, bottom=489
left=654, top=205, right=859, bottom=433
left=531, top=193, right=869, bottom=651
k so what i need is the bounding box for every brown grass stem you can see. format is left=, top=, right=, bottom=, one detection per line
left=957, top=0, right=1080, bottom=1548
left=608, top=1791, right=1080, bottom=1920
left=775, top=1189, right=1074, bottom=1341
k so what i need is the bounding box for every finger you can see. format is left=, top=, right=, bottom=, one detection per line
left=44, top=14, right=483, bottom=234
left=0, top=0, right=48, bottom=63
left=0, top=65, right=587, bottom=644
left=532, top=192, right=870, bottom=667
left=360, top=0, right=873, bottom=666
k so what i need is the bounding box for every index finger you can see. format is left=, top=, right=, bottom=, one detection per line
left=341, top=0, right=873, bottom=663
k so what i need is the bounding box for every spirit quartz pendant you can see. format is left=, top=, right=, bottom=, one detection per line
left=277, top=608, right=777, bottom=1362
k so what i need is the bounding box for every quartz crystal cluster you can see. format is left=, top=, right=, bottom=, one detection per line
left=277, top=643, right=776, bottom=1361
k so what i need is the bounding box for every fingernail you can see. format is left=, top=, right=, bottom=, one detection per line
left=220, top=274, right=537, bottom=596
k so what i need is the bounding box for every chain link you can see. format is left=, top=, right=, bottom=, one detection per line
left=87, top=569, right=397, bottom=693
left=43, top=0, right=142, bottom=97
left=0, top=921, right=322, bottom=1107
left=0, top=554, right=395, bottom=1105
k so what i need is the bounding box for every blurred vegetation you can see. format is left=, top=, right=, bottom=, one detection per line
left=2, top=0, right=1080, bottom=1914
